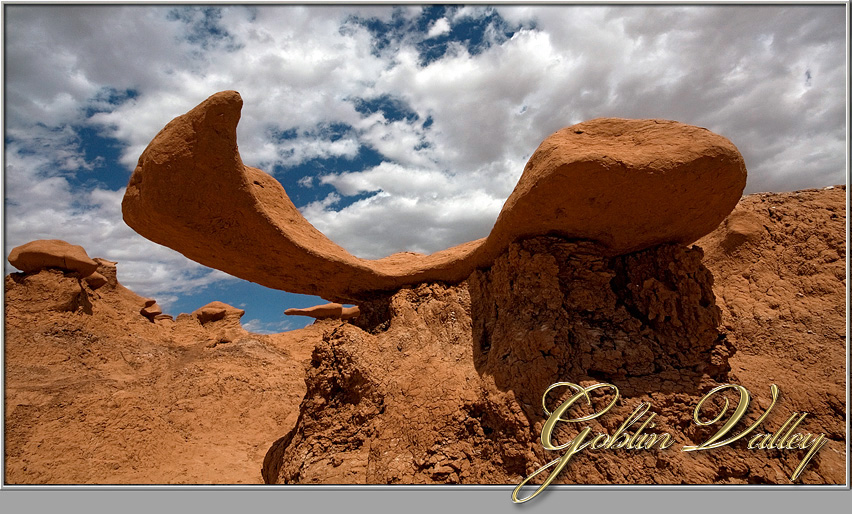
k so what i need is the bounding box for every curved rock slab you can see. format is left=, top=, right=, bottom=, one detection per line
left=122, top=91, right=746, bottom=301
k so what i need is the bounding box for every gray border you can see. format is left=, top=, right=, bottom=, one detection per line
left=1, top=0, right=849, bottom=511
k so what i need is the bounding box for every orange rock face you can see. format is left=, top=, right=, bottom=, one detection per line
left=5, top=254, right=319, bottom=484
left=8, top=239, right=99, bottom=278
left=84, top=272, right=108, bottom=289
left=285, top=303, right=360, bottom=320
left=491, top=119, right=747, bottom=255
left=122, top=91, right=746, bottom=302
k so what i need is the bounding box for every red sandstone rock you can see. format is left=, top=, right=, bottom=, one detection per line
left=84, top=272, right=108, bottom=289
left=2, top=187, right=845, bottom=486
left=265, top=188, right=845, bottom=485
left=489, top=119, right=747, bottom=255
left=140, top=303, right=162, bottom=321
left=192, top=301, right=245, bottom=324
left=8, top=239, right=99, bottom=278
left=285, top=303, right=360, bottom=320
left=121, top=91, right=746, bottom=302
left=5, top=254, right=320, bottom=484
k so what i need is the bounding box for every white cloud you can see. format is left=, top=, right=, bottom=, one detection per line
left=242, top=318, right=295, bottom=335
left=3, top=4, right=846, bottom=306
left=427, top=17, right=450, bottom=38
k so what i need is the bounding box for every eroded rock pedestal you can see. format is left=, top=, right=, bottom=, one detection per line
left=265, top=237, right=745, bottom=485
left=469, top=238, right=732, bottom=402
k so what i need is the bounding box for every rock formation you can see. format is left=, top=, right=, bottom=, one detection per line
left=140, top=299, right=163, bottom=321
left=193, top=301, right=246, bottom=324
left=121, top=91, right=746, bottom=302
left=84, top=272, right=108, bottom=289
left=5, top=246, right=318, bottom=484
left=263, top=187, right=845, bottom=485
left=285, top=303, right=360, bottom=321
left=7, top=89, right=844, bottom=488
left=8, top=239, right=99, bottom=278
left=3, top=187, right=846, bottom=485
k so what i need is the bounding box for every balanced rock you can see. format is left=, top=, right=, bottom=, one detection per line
left=140, top=302, right=162, bottom=321
left=192, top=301, right=245, bottom=324
left=8, top=239, right=99, bottom=278
left=285, top=303, right=360, bottom=320
left=122, top=91, right=746, bottom=302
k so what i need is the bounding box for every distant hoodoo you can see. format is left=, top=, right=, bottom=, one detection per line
left=192, top=301, right=246, bottom=324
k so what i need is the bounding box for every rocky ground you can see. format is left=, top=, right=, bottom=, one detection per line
left=4, top=261, right=317, bottom=483
left=3, top=186, right=846, bottom=485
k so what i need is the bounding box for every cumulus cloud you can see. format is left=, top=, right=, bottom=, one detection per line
left=242, top=318, right=295, bottom=335
left=3, top=4, right=846, bottom=308
left=427, top=18, right=451, bottom=38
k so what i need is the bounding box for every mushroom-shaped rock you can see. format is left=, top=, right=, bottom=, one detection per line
left=141, top=302, right=162, bottom=321
left=122, top=91, right=746, bottom=301
left=8, top=239, right=99, bottom=277
left=192, top=301, right=245, bottom=324
left=285, top=303, right=360, bottom=320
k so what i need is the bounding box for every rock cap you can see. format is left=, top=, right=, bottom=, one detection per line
left=8, top=239, right=99, bottom=277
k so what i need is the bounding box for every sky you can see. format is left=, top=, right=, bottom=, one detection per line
left=2, top=3, right=848, bottom=333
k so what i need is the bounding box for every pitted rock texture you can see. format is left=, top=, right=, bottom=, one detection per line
left=122, top=90, right=746, bottom=302
left=266, top=237, right=823, bottom=486
left=696, top=186, right=846, bottom=447
left=468, top=239, right=731, bottom=404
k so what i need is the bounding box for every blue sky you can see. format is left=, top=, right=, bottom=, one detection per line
left=2, top=4, right=847, bottom=333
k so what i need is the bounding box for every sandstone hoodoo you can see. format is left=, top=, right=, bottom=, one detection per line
left=192, top=301, right=246, bottom=324
left=285, top=303, right=360, bottom=321
left=263, top=187, right=846, bottom=486
left=122, top=91, right=746, bottom=302
left=140, top=300, right=163, bottom=321
left=8, top=239, right=99, bottom=278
